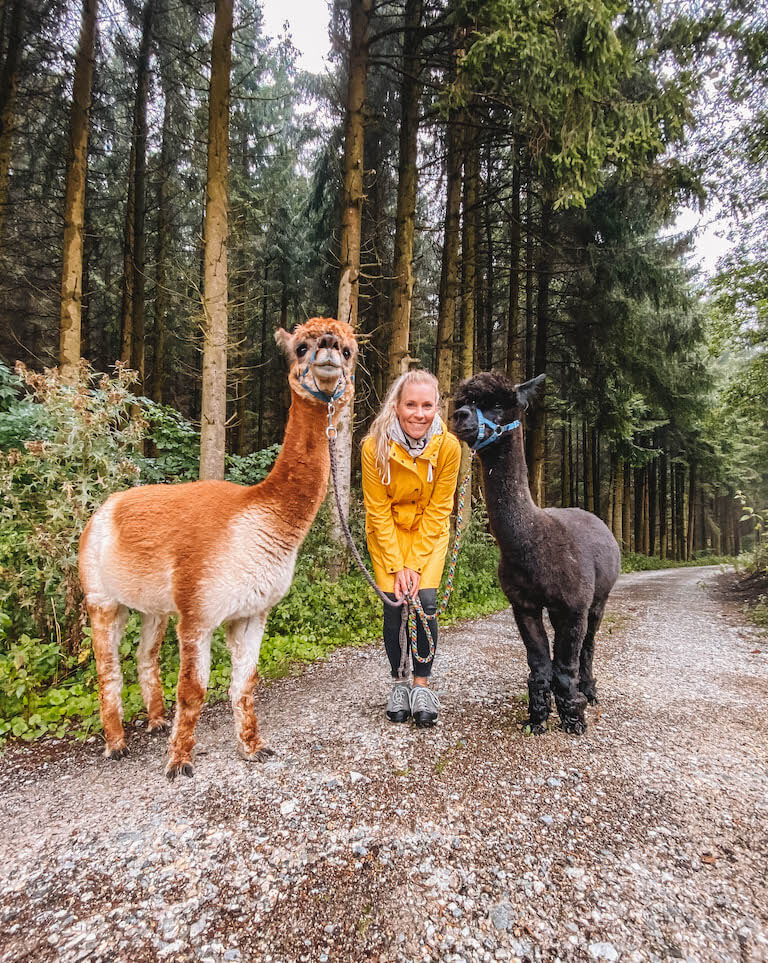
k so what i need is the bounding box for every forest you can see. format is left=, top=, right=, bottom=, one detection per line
left=0, top=0, right=766, bottom=739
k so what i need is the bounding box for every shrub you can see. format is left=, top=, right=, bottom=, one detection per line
left=0, top=361, right=146, bottom=652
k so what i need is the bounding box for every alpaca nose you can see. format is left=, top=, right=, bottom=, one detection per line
left=452, top=406, right=471, bottom=426
left=317, top=333, right=340, bottom=351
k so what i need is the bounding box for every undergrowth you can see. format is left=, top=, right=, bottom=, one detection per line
left=621, top=552, right=736, bottom=574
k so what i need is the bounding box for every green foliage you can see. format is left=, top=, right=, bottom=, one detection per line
left=620, top=551, right=735, bottom=573
left=735, top=492, right=768, bottom=575
left=226, top=446, right=281, bottom=486
left=0, top=362, right=146, bottom=650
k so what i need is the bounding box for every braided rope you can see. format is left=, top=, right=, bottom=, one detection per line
left=326, top=403, right=471, bottom=678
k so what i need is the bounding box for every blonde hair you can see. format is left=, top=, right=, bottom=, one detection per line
left=367, top=369, right=441, bottom=482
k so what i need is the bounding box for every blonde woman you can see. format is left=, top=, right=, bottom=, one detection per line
left=362, top=370, right=461, bottom=726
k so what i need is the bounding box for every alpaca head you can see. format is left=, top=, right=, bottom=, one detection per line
left=275, top=317, right=358, bottom=407
left=453, top=372, right=545, bottom=450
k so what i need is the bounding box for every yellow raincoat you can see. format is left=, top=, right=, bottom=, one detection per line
left=361, top=421, right=462, bottom=591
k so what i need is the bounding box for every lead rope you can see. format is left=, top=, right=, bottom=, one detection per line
left=326, top=401, right=471, bottom=681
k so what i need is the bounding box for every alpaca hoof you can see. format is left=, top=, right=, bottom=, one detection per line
left=166, top=761, right=194, bottom=781
left=523, top=719, right=547, bottom=735
left=560, top=716, right=587, bottom=735
left=105, top=744, right=129, bottom=760
left=579, top=684, right=598, bottom=705
left=238, top=745, right=275, bottom=763
left=148, top=718, right=170, bottom=734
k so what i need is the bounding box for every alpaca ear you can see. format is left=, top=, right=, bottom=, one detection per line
left=516, top=373, right=546, bottom=409
left=274, top=328, right=293, bottom=356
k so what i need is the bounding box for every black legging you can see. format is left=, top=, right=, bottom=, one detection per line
left=383, top=589, right=437, bottom=679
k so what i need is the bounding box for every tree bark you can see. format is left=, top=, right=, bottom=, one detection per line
left=332, top=0, right=372, bottom=540
left=528, top=199, right=552, bottom=505
left=59, top=0, right=98, bottom=380
left=504, top=152, right=522, bottom=380
left=460, top=132, right=478, bottom=380
left=584, top=423, right=594, bottom=515
left=119, top=140, right=135, bottom=364
left=199, top=0, right=233, bottom=481
left=659, top=444, right=668, bottom=559
left=129, top=0, right=155, bottom=390
left=435, top=114, right=463, bottom=400
left=387, top=0, right=422, bottom=382
left=524, top=175, right=534, bottom=381
left=0, top=0, right=24, bottom=253
left=611, top=455, right=623, bottom=548
left=152, top=79, right=172, bottom=403
left=687, top=461, right=696, bottom=560
left=622, top=459, right=632, bottom=552
left=648, top=455, right=657, bottom=556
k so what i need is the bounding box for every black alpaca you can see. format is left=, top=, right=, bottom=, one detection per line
left=453, top=372, right=620, bottom=734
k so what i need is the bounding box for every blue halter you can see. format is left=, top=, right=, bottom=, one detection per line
left=471, top=409, right=521, bottom=451
left=299, top=346, right=351, bottom=403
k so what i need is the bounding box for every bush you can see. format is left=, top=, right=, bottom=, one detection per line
left=0, top=361, right=146, bottom=652
left=621, top=551, right=736, bottom=573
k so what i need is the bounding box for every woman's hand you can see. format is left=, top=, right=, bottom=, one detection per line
left=394, top=567, right=421, bottom=600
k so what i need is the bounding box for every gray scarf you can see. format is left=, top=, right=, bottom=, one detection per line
left=388, top=416, right=443, bottom=479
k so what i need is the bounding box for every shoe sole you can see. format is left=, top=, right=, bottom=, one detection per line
left=412, top=713, right=437, bottom=727
left=386, top=711, right=410, bottom=723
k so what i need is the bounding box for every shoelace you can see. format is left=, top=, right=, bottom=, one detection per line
left=410, top=687, right=440, bottom=714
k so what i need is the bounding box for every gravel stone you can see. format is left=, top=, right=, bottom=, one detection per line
left=0, top=566, right=766, bottom=962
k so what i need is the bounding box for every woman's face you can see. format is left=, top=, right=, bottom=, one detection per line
left=396, top=383, right=438, bottom=440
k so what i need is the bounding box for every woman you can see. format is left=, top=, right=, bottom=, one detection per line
left=361, top=369, right=461, bottom=727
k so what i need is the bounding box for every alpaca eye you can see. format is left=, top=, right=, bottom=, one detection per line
left=342, top=348, right=351, bottom=360
left=296, top=343, right=308, bottom=358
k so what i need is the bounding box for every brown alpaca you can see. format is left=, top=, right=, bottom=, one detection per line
left=78, top=318, right=358, bottom=779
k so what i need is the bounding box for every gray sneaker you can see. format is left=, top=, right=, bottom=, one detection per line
left=410, top=686, right=440, bottom=727
left=386, top=682, right=411, bottom=723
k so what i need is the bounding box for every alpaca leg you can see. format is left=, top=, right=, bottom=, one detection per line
left=512, top=605, right=552, bottom=733
left=579, top=601, right=605, bottom=705
left=227, top=614, right=274, bottom=762
left=166, top=621, right=212, bottom=780
left=550, top=608, right=589, bottom=734
left=137, top=614, right=169, bottom=731
left=90, top=602, right=130, bottom=758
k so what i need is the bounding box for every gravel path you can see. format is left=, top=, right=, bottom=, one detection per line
left=1, top=565, right=767, bottom=963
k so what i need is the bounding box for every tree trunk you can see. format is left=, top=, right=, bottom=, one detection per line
left=528, top=200, right=552, bottom=505
left=659, top=446, right=668, bottom=559
left=333, top=0, right=372, bottom=541
left=0, top=0, right=24, bottom=253
left=387, top=0, right=422, bottom=382
left=435, top=115, right=463, bottom=399
left=648, top=455, right=657, bottom=556
left=505, top=151, right=522, bottom=381
left=199, top=0, right=233, bottom=481
left=592, top=429, right=601, bottom=518
left=584, top=423, right=594, bottom=515
left=482, top=140, right=494, bottom=371
left=257, top=263, right=269, bottom=449
left=687, top=461, right=696, bottom=560
left=59, top=0, right=98, bottom=380
left=119, top=139, right=135, bottom=364
left=622, top=459, right=631, bottom=552
left=561, top=425, right=569, bottom=508
left=152, top=81, right=172, bottom=403
left=611, top=455, right=623, bottom=548
left=524, top=174, right=534, bottom=381
left=129, top=0, right=155, bottom=391
left=633, top=465, right=642, bottom=553
left=460, top=132, right=478, bottom=380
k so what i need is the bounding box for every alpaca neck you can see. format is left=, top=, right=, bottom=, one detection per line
left=252, top=389, right=332, bottom=540
left=479, top=429, right=540, bottom=547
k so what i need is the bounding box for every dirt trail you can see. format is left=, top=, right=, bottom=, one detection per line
left=1, top=565, right=767, bottom=963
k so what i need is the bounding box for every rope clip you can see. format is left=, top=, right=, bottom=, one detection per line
left=326, top=401, right=337, bottom=439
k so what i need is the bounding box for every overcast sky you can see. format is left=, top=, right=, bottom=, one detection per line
left=260, top=0, right=331, bottom=73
